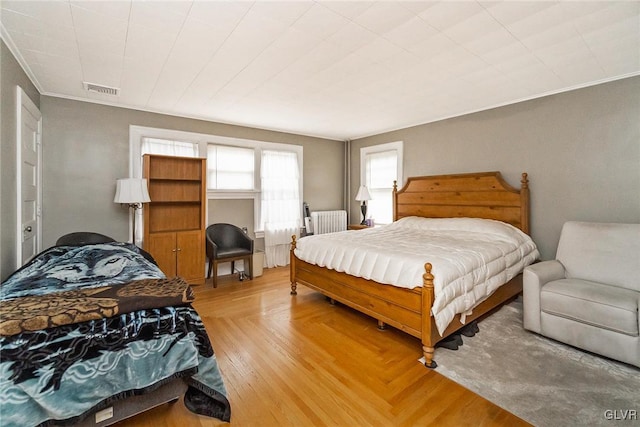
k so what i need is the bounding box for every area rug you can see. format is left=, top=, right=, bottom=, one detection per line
left=423, top=299, right=640, bottom=426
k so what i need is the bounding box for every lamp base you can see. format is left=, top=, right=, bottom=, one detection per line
left=360, top=202, right=367, bottom=225
left=130, top=204, right=141, bottom=246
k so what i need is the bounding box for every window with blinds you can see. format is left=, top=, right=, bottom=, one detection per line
left=131, top=126, right=303, bottom=235
left=207, top=145, right=255, bottom=190
left=141, top=137, right=199, bottom=157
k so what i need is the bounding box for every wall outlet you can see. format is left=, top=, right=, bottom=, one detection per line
left=95, top=407, right=114, bottom=423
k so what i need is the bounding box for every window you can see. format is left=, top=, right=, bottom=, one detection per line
left=261, top=150, right=301, bottom=267
left=141, top=137, right=198, bottom=157
left=207, top=145, right=254, bottom=190
left=260, top=150, right=300, bottom=231
left=130, top=126, right=303, bottom=236
left=360, top=141, right=403, bottom=225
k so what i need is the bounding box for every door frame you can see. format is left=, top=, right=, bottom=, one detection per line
left=16, top=86, right=43, bottom=267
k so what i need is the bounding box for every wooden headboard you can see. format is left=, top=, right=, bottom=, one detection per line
left=393, top=171, right=530, bottom=234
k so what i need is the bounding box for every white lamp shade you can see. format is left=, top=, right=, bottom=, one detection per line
left=355, top=185, right=372, bottom=201
left=114, top=178, right=151, bottom=204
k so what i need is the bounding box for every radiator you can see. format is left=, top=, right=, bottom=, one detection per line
left=311, top=210, right=347, bottom=235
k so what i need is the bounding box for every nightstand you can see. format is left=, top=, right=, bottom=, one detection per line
left=348, top=224, right=370, bottom=230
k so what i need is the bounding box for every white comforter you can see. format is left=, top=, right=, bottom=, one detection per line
left=294, top=216, right=539, bottom=335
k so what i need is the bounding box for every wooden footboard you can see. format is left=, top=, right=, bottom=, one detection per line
left=290, top=238, right=522, bottom=367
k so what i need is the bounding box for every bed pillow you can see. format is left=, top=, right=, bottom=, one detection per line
left=390, top=216, right=531, bottom=245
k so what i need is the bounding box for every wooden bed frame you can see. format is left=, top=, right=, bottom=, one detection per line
left=290, top=171, right=531, bottom=368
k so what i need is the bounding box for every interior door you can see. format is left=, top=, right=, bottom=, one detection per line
left=16, top=86, right=42, bottom=266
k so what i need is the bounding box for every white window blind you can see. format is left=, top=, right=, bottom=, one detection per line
left=141, top=137, right=198, bottom=157
left=207, top=145, right=254, bottom=190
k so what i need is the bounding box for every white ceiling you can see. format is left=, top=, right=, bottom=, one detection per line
left=1, top=1, right=639, bottom=140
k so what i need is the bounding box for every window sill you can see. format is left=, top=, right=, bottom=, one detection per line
left=207, top=190, right=259, bottom=199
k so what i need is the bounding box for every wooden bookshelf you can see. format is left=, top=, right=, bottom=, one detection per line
left=143, top=154, right=206, bottom=284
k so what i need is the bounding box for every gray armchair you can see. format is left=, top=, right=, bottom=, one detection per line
left=206, top=223, right=254, bottom=288
left=523, top=221, right=640, bottom=368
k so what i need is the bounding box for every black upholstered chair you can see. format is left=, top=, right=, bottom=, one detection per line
left=206, top=223, right=254, bottom=288
left=56, top=232, right=116, bottom=246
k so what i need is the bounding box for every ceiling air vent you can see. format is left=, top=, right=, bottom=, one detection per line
left=83, top=82, right=119, bottom=96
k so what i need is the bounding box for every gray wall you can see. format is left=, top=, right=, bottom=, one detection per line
left=40, top=96, right=344, bottom=250
left=207, top=199, right=264, bottom=251
left=1, top=40, right=41, bottom=281
left=351, top=76, right=640, bottom=260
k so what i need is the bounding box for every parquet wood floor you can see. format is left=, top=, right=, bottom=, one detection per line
left=116, top=267, right=529, bottom=427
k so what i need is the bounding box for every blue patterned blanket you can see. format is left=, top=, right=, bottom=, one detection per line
left=0, top=243, right=231, bottom=426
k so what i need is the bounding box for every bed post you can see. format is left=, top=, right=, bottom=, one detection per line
left=392, top=180, right=398, bottom=221
left=421, top=263, right=437, bottom=368
left=290, top=235, right=298, bottom=295
left=520, top=173, right=530, bottom=235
